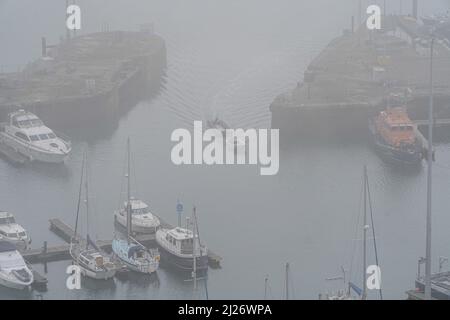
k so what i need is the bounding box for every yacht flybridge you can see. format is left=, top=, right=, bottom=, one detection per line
left=0, top=240, right=33, bottom=290
left=0, top=110, right=71, bottom=163
left=0, top=212, right=31, bottom=251
left=114, top=198, right=160, bottom=234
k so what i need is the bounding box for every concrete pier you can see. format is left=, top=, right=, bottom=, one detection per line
left=0, top=30, right=166, bottom=135
left=270, top=15, right=450, bottom=135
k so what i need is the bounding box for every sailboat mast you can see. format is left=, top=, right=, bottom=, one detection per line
left=192, top=206, right=197, bottom=292
left=264, top=275, right=268, bottom=300
left=73, top=151, right=85, bottom=242
left=285, top=262, right=289, bottom=300
left=425, top=35, right=435, bottom=300
left=366, top=171, right=383, bottom=300
left=85, top=152, right=90, bottom=249
left=126, top=138, right=132, bottom=243
left=362, top=166, right=368, bottom=300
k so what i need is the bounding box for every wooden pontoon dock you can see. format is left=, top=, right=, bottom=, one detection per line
left=23, top=218, right=222, bottom=268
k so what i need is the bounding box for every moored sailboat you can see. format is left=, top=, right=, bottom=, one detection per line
left=320, top=166, right=382, bottom=300
left=112, top=139, right=160, bottom=274
left=69, top=152, right=118, bottom=280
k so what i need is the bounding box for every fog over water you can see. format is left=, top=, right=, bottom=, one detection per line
left=0, top=0, right=450, bottom=299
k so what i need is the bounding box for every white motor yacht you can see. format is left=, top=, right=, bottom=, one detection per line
left=0, top=109, right=71, bottom=163
left=114, top=198, right=160, bottom=234
left=0, top=241, right=33, bottom=290
left=0, top=212, right=31, bottom=251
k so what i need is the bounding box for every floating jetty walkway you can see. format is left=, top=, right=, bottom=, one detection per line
left=23, top=218, right=222, bottom=269
left=270, top=14, right=450, bottom=134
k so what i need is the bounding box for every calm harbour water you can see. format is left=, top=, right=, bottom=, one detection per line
left=0, top=0, right=450, bottom=299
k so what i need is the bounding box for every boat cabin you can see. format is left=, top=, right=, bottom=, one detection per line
left=0, top=212, right=28, bottom=241
left=375, top=107, right=417, bottom=147
left=165, top=228, right=199, bottom=255
left=79, top=250, right=105, bottom=269
left=5, top=110, right=58, bottom=143
left=10, top=110, right=43, bottom=129
left=123, top=199, right=151, bottom=215
left=0, top=212, right=15, bottom=225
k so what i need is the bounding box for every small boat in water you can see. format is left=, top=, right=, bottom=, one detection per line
left=156, top=207, right=208, bottom=273
left=0, top=240, right=33, bottom=290
left=369, top=107, right=423, bottom=165
left=70, top=152, right=117, bottom=280
left=0, top=212, right=31, bottom=251
left=0, top=109, right=71, bottom=163
left=206, top=117, right=246, bottom=153
left=112, top=139, right=160, bottom=274
left=114, top=198, right=160, bottom=234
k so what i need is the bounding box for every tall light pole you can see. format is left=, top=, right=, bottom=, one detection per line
left=425, top=35, right=435, bottom=300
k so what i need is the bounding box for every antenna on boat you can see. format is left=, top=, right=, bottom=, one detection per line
left=177, top=200, right=183, bottom=228
left=126, top=138, right=132, bottom=244
left=424, top=32, right=435, bottom=300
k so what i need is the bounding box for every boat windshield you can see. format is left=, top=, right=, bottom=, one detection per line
left=133, top=207, right=150, bottom=215
left=13, top=119, right=43, bottom=128
left=180, top=238, right=194, bottom=254
left=391, top=125, right=413, bottom=131
left=29, top=133, right=57, bottom=142
left=0, top=216, right=15, bottom=224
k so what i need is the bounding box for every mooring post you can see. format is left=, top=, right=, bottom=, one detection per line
left=43, top=241, right=47, bottom=254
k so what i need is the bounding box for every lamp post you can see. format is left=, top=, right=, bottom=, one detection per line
left=424, top=34, right=435, bottom=300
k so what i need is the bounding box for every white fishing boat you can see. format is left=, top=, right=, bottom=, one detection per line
left=0, top=212, right=31, bottom=251
left=0, top=240, right=33, bottom=290
left=69, top=152, right=118, bottom=280
left=112, top=139, right=160, bottom=274
left=114, top=198, right=160, bottom=234
left=156, top=207, right=208, bottom=272
left=0, top=109, right=71, bottom=163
